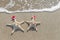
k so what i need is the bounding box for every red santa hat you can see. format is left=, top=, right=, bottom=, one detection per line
left=11, top=16, right=16, bottom=20
left=32, top=16, right=36, bottom=20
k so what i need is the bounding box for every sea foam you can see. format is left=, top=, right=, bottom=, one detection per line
left=0, top=0, right=60, bottom=13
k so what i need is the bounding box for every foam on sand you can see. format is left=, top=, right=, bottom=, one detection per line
left=0, top=0, right=60, bottom=13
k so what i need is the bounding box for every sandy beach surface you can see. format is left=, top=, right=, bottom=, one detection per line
left=0, top=10, right=60, bottom=40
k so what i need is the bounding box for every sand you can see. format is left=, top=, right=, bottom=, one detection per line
left=0, top=10, right=60, bottom=40
left=0, top=0, right=60, bottom=40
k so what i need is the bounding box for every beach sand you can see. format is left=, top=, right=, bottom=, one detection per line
left=0, top=10, right=60, bottom=40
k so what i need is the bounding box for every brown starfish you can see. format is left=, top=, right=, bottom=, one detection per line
left=6, top=16, right=25, bottom=35
left=25, top=16, right=40, bottom=32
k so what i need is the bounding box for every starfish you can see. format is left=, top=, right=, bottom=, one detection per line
left=6, top=16, right=25, bottom=35
left=25, top=16, right=40, bottom=32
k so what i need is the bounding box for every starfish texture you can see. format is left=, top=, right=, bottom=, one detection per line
left=25, top=16, right=40, bottom=32
left=6, top=16, right=25, bottom=35
left=6, top=21, right=25, bottom=35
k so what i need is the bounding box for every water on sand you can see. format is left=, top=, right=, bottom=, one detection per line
left=0, top=0, right=60, bottom=13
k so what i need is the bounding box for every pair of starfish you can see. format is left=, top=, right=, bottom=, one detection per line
left=6, top=16, right=40, bottom=35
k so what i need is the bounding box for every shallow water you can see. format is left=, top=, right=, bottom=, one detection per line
left=0, top=0, right=60, bottom=13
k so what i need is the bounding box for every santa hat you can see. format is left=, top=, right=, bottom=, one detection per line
left=31, top=16, right=36, bottom=20
left=11, top=16, right=16, bottom=20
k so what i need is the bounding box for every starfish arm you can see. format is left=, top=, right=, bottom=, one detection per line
left=18, top=25, right=24, bottom=32
left=25, top=21, right=31, bottom=26
left=6, top=24, right=15, bottom=30
left=27, top=26, right=31, bottom=32
left=6, top=24, right=12, bottom=26
left=36, top=22, right=40, bottom=26
left=34, top=27, right=38, bottom=32
left=11, top=29, right=15, bottom=35
left=20, top=21, right=25, bottom=25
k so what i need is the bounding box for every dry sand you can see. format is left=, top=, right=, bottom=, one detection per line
left=0, top=10, right=60, bottom=40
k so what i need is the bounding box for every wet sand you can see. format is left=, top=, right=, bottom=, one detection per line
left=0, top=10, right=60, bottom=40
